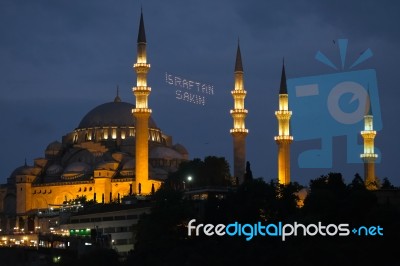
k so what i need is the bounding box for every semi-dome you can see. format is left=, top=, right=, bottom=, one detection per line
left=46, top=164, right=63, bottom=176
left=173, top=143, right=188, bottom=155
left=77, top=101, right=158, bottom=129
left=9, top=165, right=34, bottom=179
left=150, top=146, right=183, bottom=160
left=61, top=162, right=91, bottom=180
left=46, top=141, right=62, bottom=151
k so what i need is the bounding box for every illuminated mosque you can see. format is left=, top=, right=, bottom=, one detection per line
left=0, top=10, right=378, bottom=231
left=0, top=12, right=188, bottom=228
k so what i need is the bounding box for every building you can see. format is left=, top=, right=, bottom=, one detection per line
left=60, top=204, right=150, bottom=256
left=0, top=11, right=188, bottom=233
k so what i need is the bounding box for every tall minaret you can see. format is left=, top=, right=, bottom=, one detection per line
left=230, top=42, right=248, bottom=184
left=274, top=61, right=293, bottom=185
left=132, top=11, right=152, bottom=194
left=360, top=92, right=378, bottom=190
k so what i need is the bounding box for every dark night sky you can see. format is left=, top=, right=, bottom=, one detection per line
left=1, top=0, right=399, bottom=185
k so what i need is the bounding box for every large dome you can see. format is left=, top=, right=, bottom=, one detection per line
left=78, top=101, right=158, bottom=129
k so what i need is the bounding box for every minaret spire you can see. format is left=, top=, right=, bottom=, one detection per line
left=132, top=10, right=156, bottom=195
left=137, top=10, right=146, bottom=43
left=366, top=86, right=373, bottom=116
left=361, top=90, right=378, bottom=190
left=230, top=42, right=248, bottom=184
left=279, top=58, right=287, bottom=94
left=274, top=60, right=293, bottom=185
left=235, top=39, right=243, bottom=72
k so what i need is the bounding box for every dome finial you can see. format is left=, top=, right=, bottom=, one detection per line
left=114, top=85, right=121, bottom=102
left=24, top=157, right=27, bottom=167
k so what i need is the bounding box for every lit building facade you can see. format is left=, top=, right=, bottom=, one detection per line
left=274, top=62, right=293, bottom=185
left=230, top=43, right=248, bottom=184
left=61, top=205, right=150, bottom=256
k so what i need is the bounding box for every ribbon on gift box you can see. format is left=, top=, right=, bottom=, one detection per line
left=315, top=39, right=373, bottom=70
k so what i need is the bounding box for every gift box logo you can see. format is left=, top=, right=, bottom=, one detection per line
left=287, top=39, right=382, bottom=168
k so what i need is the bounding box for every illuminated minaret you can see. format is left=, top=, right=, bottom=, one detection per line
left=132, top=11, right=152, bottom=194
left=360, top=92, right=378, bottom=190
left=274, top=61, right=293, bottom=185
left=230, top=43, right=248, bottom=184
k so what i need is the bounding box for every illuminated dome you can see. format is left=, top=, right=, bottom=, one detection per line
left=77, top=101, right=158, bottom=129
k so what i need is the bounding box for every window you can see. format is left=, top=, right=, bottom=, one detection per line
left=102, top=216, right=113, bottom=221
left=115, top=227, right=128, bottom=233
left=104, top=227, right=115, bottom=233
left=112, top=128, right=117, bottom=139
left=114, top=216, right=126, bottom=221
left=114, top=239, right=128, bottom=245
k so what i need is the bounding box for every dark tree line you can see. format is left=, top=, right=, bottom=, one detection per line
left=128, top=169, right=400, bottom=266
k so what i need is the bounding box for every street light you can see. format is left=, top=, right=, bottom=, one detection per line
left=187, top=176, right=193, bottom=190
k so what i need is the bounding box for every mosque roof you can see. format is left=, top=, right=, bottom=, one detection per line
left=77, top=100, right=157, bottom=129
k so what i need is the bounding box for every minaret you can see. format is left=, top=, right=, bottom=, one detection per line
left=230, top=42, right=248, bottom=184
left=360, top=92, right=378, bottom=190
left=274, top=61, right=293, bottom=185
left=132, top=11, right=152, bottom=194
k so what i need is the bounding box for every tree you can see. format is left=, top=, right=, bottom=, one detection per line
left=381, top=177, right=395, bottom=189
left=130, top=185, right=195, bottom=265
left=167, top=156, right=232, bottom=189
left=303, top=173, right=347, bottom=221
left=349, top=173, right=365, bottom=190
left=244, top=161, right=253, bottom=182
left=77, top=248, right=120, bottom=266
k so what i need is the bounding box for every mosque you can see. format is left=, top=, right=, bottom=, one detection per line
left=0, top=12, right=188, bottom=230
left=0, top=10, right=378, bottom=232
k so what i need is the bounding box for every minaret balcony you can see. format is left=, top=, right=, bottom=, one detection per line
left=133, top=86, right=152, bottom=93
left=361, top=130, right=376, bottom=137
left=132, top=108, right=152, bottom=114
left=134, top=63, right=151, bottom=73
left=275, top=110, right=292, bottom=115
left=134, top=63, right=151, bottom=68
left=360, top=153, right=378, bottom=159
left=230, top=109, right=248, bottom=114
left=231, top=89, right=247, bottom=96
left=274, top=136, right=293, bottom=141
left=230, top=128, right=249, bottom=134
